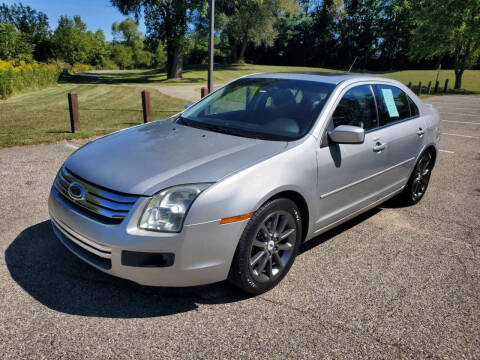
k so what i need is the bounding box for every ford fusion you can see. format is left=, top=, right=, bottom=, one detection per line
left=49, top=73, right=440, bottom=294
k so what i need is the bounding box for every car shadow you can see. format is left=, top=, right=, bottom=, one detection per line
left=5, top=221, right=250, bottom=318
left=6, top=207, right=382, bottom=318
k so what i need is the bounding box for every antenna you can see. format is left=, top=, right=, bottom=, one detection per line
left=346, top=56, right=358, bottom=73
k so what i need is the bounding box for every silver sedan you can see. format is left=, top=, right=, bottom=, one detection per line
left=49, top=73, right=440, bottom=294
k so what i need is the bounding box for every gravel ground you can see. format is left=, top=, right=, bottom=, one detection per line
left=0, top=95, right=479, bottom=359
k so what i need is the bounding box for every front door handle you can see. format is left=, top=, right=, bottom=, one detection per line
left=417, top=128, right=425, bottom=136
left=373, top=142, right=386, bottom=152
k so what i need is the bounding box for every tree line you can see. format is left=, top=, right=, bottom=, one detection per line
left=1, top=1, right=479, bottom=89
left=0, top=3, right=166, bottom=70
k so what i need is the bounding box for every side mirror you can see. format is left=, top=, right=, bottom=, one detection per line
left=184, top=104, right=192, bottom=110
left=328, top=125, right=365, bottom=144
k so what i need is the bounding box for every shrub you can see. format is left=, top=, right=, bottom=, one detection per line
left=0, top=59, right=60, bottom=99
left=71, top=62, right=93, bottom=73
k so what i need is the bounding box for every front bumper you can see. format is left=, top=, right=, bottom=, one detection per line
left=48, top=186, right=247, bottom=287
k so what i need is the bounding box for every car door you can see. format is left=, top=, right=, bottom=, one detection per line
left=315, top=84, right=392, bottom=232
left=372, top=84, right=427, bottom=186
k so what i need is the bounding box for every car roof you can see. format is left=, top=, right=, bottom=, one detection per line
left=244, top=72, right=393, bottom=86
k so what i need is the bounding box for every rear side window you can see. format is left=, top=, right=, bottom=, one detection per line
left=408, top=97, right=419, bottom=117
left=332, top=85, right=378, bottom=131
left=374, top=85, right=411, bottom=126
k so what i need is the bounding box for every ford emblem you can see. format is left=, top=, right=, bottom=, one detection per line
left=67, top=182, right=86, bottom=201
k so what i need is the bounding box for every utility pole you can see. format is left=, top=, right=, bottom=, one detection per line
left=207, top=0, right=214, bottom=93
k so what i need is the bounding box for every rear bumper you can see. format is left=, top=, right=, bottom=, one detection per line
left=48, top=186, right=247, bottom=287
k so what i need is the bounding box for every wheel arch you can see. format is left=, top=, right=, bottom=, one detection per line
left=423, top=144, right=437, bottom=167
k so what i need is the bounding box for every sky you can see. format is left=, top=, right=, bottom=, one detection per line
left=2, top=0, right=146, bottom=41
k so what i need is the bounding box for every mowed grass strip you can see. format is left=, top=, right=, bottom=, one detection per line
left=0, top=84, right=186, bottom=147
left=82, top=64, right=480, bottom=93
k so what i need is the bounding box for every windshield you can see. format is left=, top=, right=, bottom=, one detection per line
left=180, top=78, right=335, bottom=141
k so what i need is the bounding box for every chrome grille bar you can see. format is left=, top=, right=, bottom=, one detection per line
left=52, top=216, right=112, bottom=259
left=54, top=165, right=139, bottom=221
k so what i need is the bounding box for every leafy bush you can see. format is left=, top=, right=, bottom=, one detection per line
left=0, top=59, right=60, bottom=99
left=111, top=43, right=134, bottom=69
left=71, top=62, right=93, bottom=73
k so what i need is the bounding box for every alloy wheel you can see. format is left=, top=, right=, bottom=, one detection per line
left=412, top=152, right=432, bottom=200
left=248, top=211, right=297, bottom=282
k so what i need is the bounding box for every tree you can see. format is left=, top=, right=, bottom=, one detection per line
left=216, top=0, right=300, bottom=63
left=112, top=17, right=143, bottom=49
left=410, top=0, right=480, bottom=89
left=112, top=17, right=153, bottom=68
left=376, top=0, right=414, bottom=70
left=0, top=22, right=33, bottom=61
left=111, top=43, right=134, bottom=68
left=336, top=0, right=382, bottom=70
left=111, top=0, right=206, bottom=78
left=52, top=15, right=107, bottom=66
left=0, top=3, right=50, bottom=61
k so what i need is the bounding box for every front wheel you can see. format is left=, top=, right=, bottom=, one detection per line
left=228, top=198, right=302, bottom=295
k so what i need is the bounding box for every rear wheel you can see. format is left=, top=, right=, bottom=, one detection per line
left=228, top=198, right=302, bottom=294
left=398, top=151, right=434, bottom=205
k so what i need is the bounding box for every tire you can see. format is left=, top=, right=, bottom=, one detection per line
left=397, top=150, right=434, bottom=205
left=228, top=198, right=302, bottom=295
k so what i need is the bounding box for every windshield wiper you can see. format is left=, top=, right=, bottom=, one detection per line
left=179, top=116, right=261, bottom=139
left=202, top=125, right=247, bottom=137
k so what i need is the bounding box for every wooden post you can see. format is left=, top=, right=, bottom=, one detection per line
left=68, top=92, right=80, bottom=133
left=434, top=81, right=439, bottom=93
left=426, top=81, right=432, bottom=94
left=417, top=81, right=422, bottom=96
left=407, top=82, right=412, bottom=89
left=201, top=87, right=209, bottom=98
left=443, top=79, right=449, bottom=93
left=141, top=90, right=151, bottom=123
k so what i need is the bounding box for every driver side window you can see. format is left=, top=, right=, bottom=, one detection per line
left=332, top=85, right=378, bottom=131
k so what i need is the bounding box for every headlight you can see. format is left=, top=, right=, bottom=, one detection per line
left=139, top=183, right=211, bottom=232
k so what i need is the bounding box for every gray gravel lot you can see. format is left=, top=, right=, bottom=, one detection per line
left=0, top=95, right=479, bottom=359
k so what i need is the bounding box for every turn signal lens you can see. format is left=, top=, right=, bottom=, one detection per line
left=220, top=212, right=254, bottom=225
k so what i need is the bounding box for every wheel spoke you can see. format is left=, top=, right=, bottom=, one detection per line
left=252, top=239, right=265, bottom=248
left=271, top=213, right=279, bottom=233
left=273, top=252, right=284, bottom=269
left=277, top=242, right=293, bottom=251
left=260, top=224, right=270, bottom=239
left=250, top=250, right=266, bottom=267
left=276, top=215, right=288, bottom=235
left=279, top=228, right=295, bottom=240
left=268, top=256, right=273, bottom=277
left=413, top=180, right=420, bottom=195
left=255, top=253, right=269, bottom=275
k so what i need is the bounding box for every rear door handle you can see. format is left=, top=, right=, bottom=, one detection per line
left=417, top=128, right=425, bottom=136
left=373, top=142, right=386, bottom=152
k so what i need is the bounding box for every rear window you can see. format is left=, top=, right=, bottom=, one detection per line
left=374, top=85, right=411, bottom=126
left=409, top=97, right=419, bottom=117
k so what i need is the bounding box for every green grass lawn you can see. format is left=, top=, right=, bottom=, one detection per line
left=0, top=84, right=186, bottom=147
left=1, top=63, right=479, bottom=148
left=75, top=64, right=480, bottom=93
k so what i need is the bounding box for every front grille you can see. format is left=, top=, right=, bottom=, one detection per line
left=54, top=166, right=139, bottom=222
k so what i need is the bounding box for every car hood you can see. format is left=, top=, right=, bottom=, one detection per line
left=65, top=119, right=287, bottom=196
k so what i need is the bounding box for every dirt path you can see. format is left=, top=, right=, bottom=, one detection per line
left=78, top=71, right=221, bottom=102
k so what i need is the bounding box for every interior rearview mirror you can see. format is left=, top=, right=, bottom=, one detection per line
left=328, top=125, right=365, bottom=144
